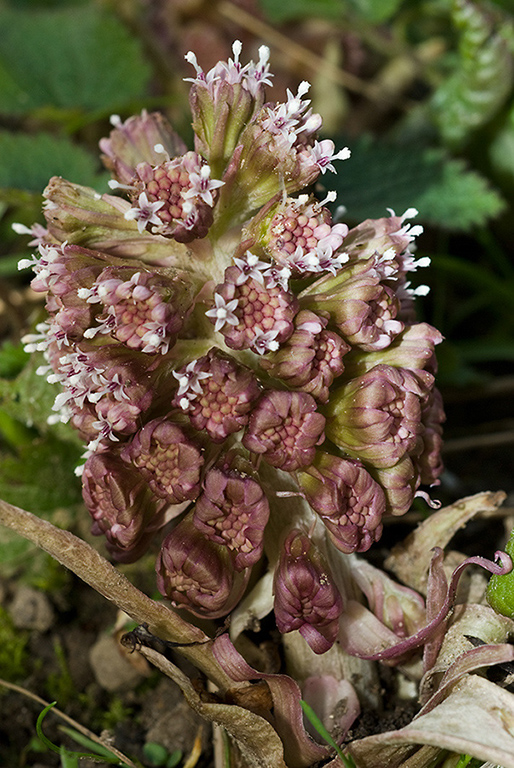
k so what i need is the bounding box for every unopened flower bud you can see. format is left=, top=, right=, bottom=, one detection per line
left=193, top=466, right=270, bottom=570
left=83, top=451, right=165, bottom=562
left=43, top=178, right=180, bottom=262
left=300, top=259, right=403, bottom=352
left=156, top=516, right=249, bottom=618
left=261, top=310, right=349, bottom=402
left=99, top=110, right=187, bottom=185
left=121, top=417, right=204, bottom=503
left=298, top=453, right=385, bottom=553
left=325, top=365, right=430, bottom=469
left=273, top=529, right=343, bottom=653
left=243, top=390, right=325, bottom=471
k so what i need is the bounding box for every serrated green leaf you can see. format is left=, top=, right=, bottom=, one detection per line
left=0, top=6, right=150, bottom=115
left=258, top=0, right=345, bottom=23
left=0, top=131, right=107, bottom=191
left=430, top=0, right=514, bottom=146
left=328, top=135, right=505, bottom=230
left=416, top=155, right=506, bottom=229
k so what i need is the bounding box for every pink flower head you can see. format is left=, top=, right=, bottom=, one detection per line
left=121, top=417, right=204, bottom=504
left=80, top=265, right=193, bottom=354
left=298, top=453, right=385, bottom=553
left=83, top=451, right=165, bottom=563
left=156, top=516, right=249, bottom=618
left=193, top=466, right=270, bottom=570
left=251, top=194, right=348, bottom=277
left=326, top=365, right=430, bottom=469
left=126, top=151, right=223, bottom=242
left=208, top=264, right=298, bottom=353
left=273, top=529, right=343, bottom=653
left=171, top=349, right=261, bottom=442
left=243, top=390, right=326, bottom=471
left=261, top=310, right=349, bottom=403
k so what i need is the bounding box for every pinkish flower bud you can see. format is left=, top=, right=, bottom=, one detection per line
left=127, top=152, right=223, bottom=242
left=261, top=310, right=349, bottom=403
left=121, top=417, right=204, bottom=503
left=171, top=349, right=261, bottom=442
left=242, top=390, right=325, bottom=471
left=83, top=451, right=165, bottom=563
left=80, top=265, right=193, bottom=354
left=193, top=466, right=270, bottom=570
left=325, top=365, right=430, bottom=469
left=343, top=322, right=443, bottom=380
left=300, top=258, right=403, bottom=352
left=370, top=454, right=420, bottom=516
left=156, top=516, right=249, bottom=618
left=186, top=41, right=270, bottom=177
left=273, top=529, right=343, bottom=653
left=99, top=110, right=187, bottom=185
left=297, top=453, right=385, bottom=553
left=207, top=263, right=298, bottom=353
left=250, top=194, right=348, bottom=277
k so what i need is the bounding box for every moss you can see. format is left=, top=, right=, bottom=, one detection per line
left=0, top=604, right=29, bottom=683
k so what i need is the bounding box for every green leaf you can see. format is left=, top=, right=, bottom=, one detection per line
left=415, top=155, right=506, bottom=230
left=430, top=0, right=514, bottom=147
left=258, top=0, right=345, bottom=23
left=0, top=131, right=107, bottom=191
left=0, top=436, right=82, bottom=513
left=328, top=135, right=505, bottom=230
left=0, top=6, right=150, bottom=115
left=300, top=700, right=356, bottom=768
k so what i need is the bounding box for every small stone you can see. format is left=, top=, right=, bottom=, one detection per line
left=9, top=585, right=55, bottom=632
left=89, top=634, right=144, bottom=692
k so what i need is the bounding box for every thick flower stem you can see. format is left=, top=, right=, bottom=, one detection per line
left=0, top=497, right=234, bottom=694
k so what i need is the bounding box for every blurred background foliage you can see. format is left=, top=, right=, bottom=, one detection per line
left=0, top=0, right=513, bottom=541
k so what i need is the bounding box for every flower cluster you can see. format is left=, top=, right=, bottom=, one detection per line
left=19, top=42, right=444, bottom=654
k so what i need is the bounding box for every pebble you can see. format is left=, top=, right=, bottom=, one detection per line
left=9, top=585, right=55, bottom=631
left=89, top=634, right=144, bottom=692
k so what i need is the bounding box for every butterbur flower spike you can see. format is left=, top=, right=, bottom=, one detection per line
left=19, top=41, right=444, bottom=641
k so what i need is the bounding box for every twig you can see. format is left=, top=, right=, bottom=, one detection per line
left=0, top=678, right=139, bottom=768
left=217, top=1, right=388, bottom=104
